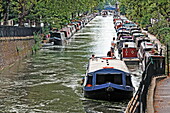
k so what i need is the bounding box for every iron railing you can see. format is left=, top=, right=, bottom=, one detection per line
left=167, top=44, right=170, bottom=76
left=0, top=26, right=42, bottom=37
left=126, top=55, right=166, bottom=113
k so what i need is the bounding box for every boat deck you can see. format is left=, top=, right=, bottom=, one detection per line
left=88, top=57, right=129, bottom=73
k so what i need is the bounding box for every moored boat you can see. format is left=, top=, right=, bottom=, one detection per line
left=121, top=42, right=139, bottom=64
left=82, top=56, right=135, bottom=100
left=49, top=31, right=66, bottom=45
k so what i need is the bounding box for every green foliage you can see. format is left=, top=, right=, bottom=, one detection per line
left=0, top=0, right=104, bottom=26
left=157, top=27, right=170, bottom=44
left=32, top=32, right=42, bottom=54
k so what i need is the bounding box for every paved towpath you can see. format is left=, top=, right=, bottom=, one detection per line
left=154, top=77, right=170, bottom=113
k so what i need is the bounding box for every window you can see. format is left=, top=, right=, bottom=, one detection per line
left=126, top=75, right=132, bottom=86
left=51, top=33, right=61, bottom=38
left=96, top=74, right=122, bottom=85
left=86, top=75, right=93, bottom=85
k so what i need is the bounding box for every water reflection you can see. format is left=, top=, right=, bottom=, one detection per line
left=0, top=16, right=141, bottom=113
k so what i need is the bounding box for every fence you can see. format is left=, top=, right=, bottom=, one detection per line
left=167, top=44, right=170, bottom=76
left=0, top=26, right=42, bottom=37
left=126, top=55, right=166, bottom=113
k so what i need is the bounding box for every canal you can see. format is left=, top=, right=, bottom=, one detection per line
left=0, top=16, right=141, bottom=113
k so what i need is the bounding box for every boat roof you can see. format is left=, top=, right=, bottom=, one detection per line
left=123, top=23, right=137, bottom=27
left=120, top=36, right=133, bottom=39
left=141, top=42, right=155, bottom=49
left=88, top=57, right=129, bottom=73
left=136, top=36, right=150, bottom=41
left=133, top=33, right=145, bottom=36
left=123, top=42, right=136, bottom=48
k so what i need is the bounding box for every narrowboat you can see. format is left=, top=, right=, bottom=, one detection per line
left=131, top=30, right=142, bottom=36
left=120, top=42, right=139, bottom=64
left=137, top=42, right=156, bottom=61
left=117, top=36, right=134, bottom=55
left=83, top=57, right=134, bottom=100
left=116, top=27, right=130, bottom=32
left=130, top=27, right=141, bottom=33
left=135, top=36, right=150, bottom=49
left=117, top=30, right=130, bottom=38
left=122, top=22, right=137, bottom=28
left=60, top=27, right=72, bottom=39
left=67, top=24, right=76, bottom=36
left=113, top=18, right=121, bottom=24
left=141, top=50, right=165, bottom=73
left=71, top=21, right=81, bottom=31
left=132, top=33, right=145, bottom=41
left=49, top=31, right=66, bottom=45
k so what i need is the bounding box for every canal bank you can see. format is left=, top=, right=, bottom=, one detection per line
left=0, top=36, right=36, bottom=71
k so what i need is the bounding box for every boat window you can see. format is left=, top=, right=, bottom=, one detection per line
left=86, top=75, right=93, bottom=85
left=126, top=75, right=132, bottom=86
left=51, top=33, right=61, bottom=38
left=96, top=74, right=122, bottom=85
left=144, top=48, right=152, bottom=52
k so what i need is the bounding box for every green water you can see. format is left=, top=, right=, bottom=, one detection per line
left=0, top=16, right=141, bottom=113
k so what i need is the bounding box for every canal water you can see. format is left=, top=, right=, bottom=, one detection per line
left=0, top=16, right=142, bottom=113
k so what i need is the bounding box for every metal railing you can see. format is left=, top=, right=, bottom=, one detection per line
left=126, top=56, right=166, bottom=113
left=0, top=26, right=42, bottom=37
left=167, top=44, right=170, bottom=76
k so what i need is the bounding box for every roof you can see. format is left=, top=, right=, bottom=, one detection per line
left=123, top=23, right=137, bottom=27
left=104, top=5, right=116, bottom=10
left=123, top=42, right=136, bottom=48
left=133, top=33, right=144, bottom=36
left=141, top=42, right=155, bottom=49
left=88, top=57, right=129, bottom=73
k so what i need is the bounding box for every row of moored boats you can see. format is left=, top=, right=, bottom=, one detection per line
left=82, top=14, right=165, bottom=101
left=45, top=14, right=98, bottom=45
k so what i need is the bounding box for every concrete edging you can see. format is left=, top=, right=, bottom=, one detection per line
left=147, top=75, right=167, bottom=113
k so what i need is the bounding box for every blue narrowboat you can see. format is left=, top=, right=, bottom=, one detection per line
left=83, top=57, right=134, bottom=100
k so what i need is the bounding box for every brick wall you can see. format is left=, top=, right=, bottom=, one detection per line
left=0, top=37, right=35, bottom=70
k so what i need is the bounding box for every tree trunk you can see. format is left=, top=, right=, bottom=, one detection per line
left=3, top=0, right=10, bottom=25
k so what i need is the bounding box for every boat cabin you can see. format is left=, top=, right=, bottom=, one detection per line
left=117, top=30, right=130, bottom=37
left=118, top=35, right=133, bottom=40
left=116, top=27, right=130, bottom=32
left=122, top=42, right=138, bottom=58
left=137, top=42, right=156, bottom=61
left=135, top=37, right=150, bottom=49
left=60, top=27, right=72, bottom=39
left=71, top=22, right=81, bottom=31
left=113, top=18, right=121, bottom=24
left=130, top=27, right=141, bottom=32
left=49, top=31, right=66, bottom=45
left=67, top=24, right=76, bottom=35
left=83, top=57, right=134, bottom=100
left=132, top=33, right=145, bottom=41
left=122, top=23, right=137, bottom=28
left=117, top=36, right=134, bottom=54
left=131, top=30, right=142, bottom=35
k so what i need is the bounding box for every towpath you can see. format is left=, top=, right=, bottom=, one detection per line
left=153, top=76, right=170, bottom=113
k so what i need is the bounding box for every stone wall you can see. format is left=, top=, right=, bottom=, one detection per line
left=0, top=37, right=35, bottom=70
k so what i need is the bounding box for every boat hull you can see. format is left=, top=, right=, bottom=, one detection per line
left=84, top=88, right=133, bottom=101
left=53, top=39, right=63, bottom=45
